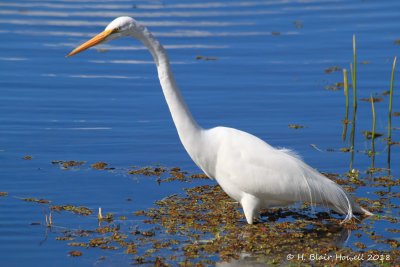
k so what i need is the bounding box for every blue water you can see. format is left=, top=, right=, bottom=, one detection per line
left=0, top=0, right=399, bottom=266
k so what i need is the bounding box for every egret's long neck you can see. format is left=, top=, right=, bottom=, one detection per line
left=135, top=28, right=202, bottom=153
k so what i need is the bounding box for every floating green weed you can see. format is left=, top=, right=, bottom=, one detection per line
left=325, top=81, right=345, bottom=91
left=91, top=162, right=108, bottom=170
left=52, top=160, right=85, bottom=169
left=22, top=198, right=51, bottom=204
left=51, top=205, right=93, bottom=216
left=360, top=97, right=383, bottom=103
left=288, top=124, right=304, bottom=129
left=325, top=66, right=342, bottom=74
left=12, top=163, right=400, bottom=266
left=68, top=250, right=83, bottom=257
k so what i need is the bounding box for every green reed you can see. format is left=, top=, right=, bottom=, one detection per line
left=370, top=94, right=376, bottom=168
left=342, top=69, right=350, bottom=141
left=352, top=35, right=357, bottom=98
left=388, top=56, right=397, bottom=142
left=349, top=35, right=357, bottom=171
left=387, top=56, right=397, bottom=174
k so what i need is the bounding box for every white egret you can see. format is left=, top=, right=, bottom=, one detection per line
left=67, top=17, right=372, bottom=224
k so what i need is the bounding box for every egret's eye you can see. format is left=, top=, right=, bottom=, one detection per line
left=113, top=27, right=121, bottom=33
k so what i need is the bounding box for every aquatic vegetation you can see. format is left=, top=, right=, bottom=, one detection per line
left=91, top=162, right=108, bottom=170
left=68, top=251, right=83, bottom=257
left=129, top=166, right=206, bottom=183
left=98, top=207, right=103, bottom=221
left=368, top=94, right=377, bottom=167
left=45, top=212, right=53, bottom=227
left=53, top=176, right=398, bottom=265
left=38, top=165, right=400, bottom=264
left=129, top=166, right=167, bottom=176
left=362, top=131, right=383, bottom=140
left=388, top=56, right=397, bottom=143
left=22, top=197, right=51, bottom=204
left=360, top=97, right=383, bottom=103
left=125, top=243, right=137, bottom=254
left=342, top=69, right=350, bottom=141
left=328, top=36, right=398, bottom=174
left=349, top=35, right=358, bottom=171
left=5, top=161, right=399, bottom=265
left=324, top=66, right=342, bottom=74
left=51, top=204, right=93, bottom=216
left=195, top=55, right=218, bottom=61
left=325, top=82, right=345, bottom=91
left=52, top=160, right=86, bottom=169
left=101, top=213, right=114, bottom=223
left=189, top=173, right=208, bottom=179
left=288, top=124, right=305, bottom=129
left=352, top=35, right=357, bottom=97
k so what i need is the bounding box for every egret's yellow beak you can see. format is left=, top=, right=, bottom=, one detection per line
left=67, top=29, right=115, bottom=57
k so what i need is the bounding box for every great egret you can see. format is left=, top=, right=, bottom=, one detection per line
left=67, top=17, right=372, bottom=224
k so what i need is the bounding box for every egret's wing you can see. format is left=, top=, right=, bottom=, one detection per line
left=207, top=127, right=353, bottom=220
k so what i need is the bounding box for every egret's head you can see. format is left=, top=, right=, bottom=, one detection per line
left=67, top=16, right=140, bottom=57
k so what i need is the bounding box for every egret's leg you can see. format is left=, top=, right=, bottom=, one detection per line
left=241, top=193, right=261, bottom=224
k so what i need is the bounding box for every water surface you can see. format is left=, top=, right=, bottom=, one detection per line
left=0, top=0, right=399, bottom=266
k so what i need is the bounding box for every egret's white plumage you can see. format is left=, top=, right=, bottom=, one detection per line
left=68, top=17, right=372, bottom=224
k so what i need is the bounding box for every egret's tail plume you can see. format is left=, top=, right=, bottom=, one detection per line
left=298, top=164, right=373, bottom=222
left=355, top=206, right=374, bottom=216
left=280, top=149, right=372, bottom=222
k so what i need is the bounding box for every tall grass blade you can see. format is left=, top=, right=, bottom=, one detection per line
left=349, top=36, right=358, bottom=171
left=349, top=65, right=357, bottom=171
left=342, top=69, right=350, bottom=141
left=388, top=56, right=397, bottom=141
left=387, top=56, right=397, bottom=174
left=352, top=35, right=357, bottom=100
left=370, top=94, right=376, bottom=168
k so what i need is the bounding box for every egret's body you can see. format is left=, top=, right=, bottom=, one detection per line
left=68, top=17, right=371, bottom=224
